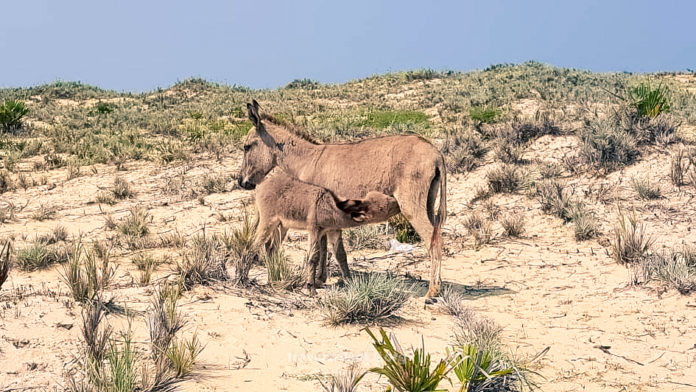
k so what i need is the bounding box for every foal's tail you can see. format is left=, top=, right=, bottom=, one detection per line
left=428, top=159, right=447, bottom=260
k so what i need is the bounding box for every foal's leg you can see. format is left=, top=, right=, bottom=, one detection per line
left=305, top=229, right=322, bottom=295
left=314, top=234, right=329, bottom=284
left=327, top=231, right=351, bottom=281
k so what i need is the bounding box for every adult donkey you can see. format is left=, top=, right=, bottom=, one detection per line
left=238, top=100, right=447, bottom=298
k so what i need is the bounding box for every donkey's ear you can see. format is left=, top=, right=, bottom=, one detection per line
left=247, top=101, right=260, bottom=127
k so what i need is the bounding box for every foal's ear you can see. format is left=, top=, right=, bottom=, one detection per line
left=247, top=101, right=260, bottom=127
left=337, top=199, right=369, bottom=222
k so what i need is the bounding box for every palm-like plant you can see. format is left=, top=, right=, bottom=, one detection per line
left=366, top=328, right=453, bottom=392
left=449, top=344, right=548, bottom=392
left=0, top=99, right=29, bottom=132
left=630, top=82, right=670, bottom=118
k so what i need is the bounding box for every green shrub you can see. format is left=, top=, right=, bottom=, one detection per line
left=630, top=82, right=670, bottom=118
left=469, top=107, right=501, bottom=124
left=357, top=110, right=429, bottom=129
left=0, top=99, right=29, bottom=132
left=366, top=328, right=452, bottom=392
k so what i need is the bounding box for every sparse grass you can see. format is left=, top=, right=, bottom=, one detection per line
left=538, top=161, right=563, bottom=179
left=132, top=253, right=160, bottom=286
left=263, top=248, right=303, bottom=291
left=486, top=164, right=522, bottom=193
left=112, top=176, right=135, bottom=199
left=318, top=363, right=366, bottom=392
left=439, top=287, right=473, bottom=321
left=356, top=110, right=429, bottom=129
left=319, top=273, right=411, bottom=325
left=612, top=209, right=654, bottom=265
left=366, top=328, right=452, bottom=392
left=177, top=234, right=228, bottom=290
left=568, top=203, right=599, bottom=241
left=670, top=148, right=692, bottom=186
left=32, top=204, right=57, bottom=221
left=117, top=206, right=151, bottom=237
left=61, top=242, right=116, bottom=303
left=500, top=213, right=525, bottom=238
left=579, top=113, right=639, bottom=171
left=218, top=209, right=257, bottom=286
left=463, top=213, right=493, bottom=249
left=344, top=225, right=387, bottom=250
left=633, top=248, right=696, bottom=294
left=166, top=334, right=204, bottom=378
left=441, top=129, right=488, bottom=173
left=632, top=177, right=662, bottom=200
left=536, top=180, right=572, bottom=221
left=200, top=173, right=234, bottom=194
left=16, top=242, right=70, bottom=271
left=96, top=191, right=117, bottom=205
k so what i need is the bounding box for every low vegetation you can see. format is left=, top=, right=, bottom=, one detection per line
left=319, top=273, right=411, bottom=325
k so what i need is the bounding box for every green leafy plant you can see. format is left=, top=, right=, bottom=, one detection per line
left=630, top=82, right=670, bottom=118
left=469, top=107, right=501, bottom=124
left=366, top=328, right=453, bottom=392
left=0, top=99, right=30, bottom=132
left=449, top=344, right=546, bottom=392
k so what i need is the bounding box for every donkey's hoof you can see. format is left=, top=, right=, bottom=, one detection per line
left=424, top=297, right=440, bottom=305
left=306, top=284, right=318, bottom=296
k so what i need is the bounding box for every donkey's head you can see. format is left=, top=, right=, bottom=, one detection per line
left=337, top=192, right=400, bottom=223
left=238, top=100, right=278, bottom=190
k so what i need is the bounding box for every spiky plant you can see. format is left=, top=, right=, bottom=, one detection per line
left=366, top=328, right=453, bottom=392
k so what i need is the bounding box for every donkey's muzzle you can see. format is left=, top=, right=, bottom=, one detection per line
left=238, top=177, right=256, bottom=190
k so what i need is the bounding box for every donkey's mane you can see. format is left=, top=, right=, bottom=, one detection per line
left=260, top=114, right=318, bottom=144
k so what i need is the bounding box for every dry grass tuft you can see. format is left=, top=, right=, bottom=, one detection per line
left=263, top=248, right=303, bottom=291
left=177, top=234, right=228, bottom=290
left=61, top=242, right=116, bottom=303
left=500, top=213, right=525, bottom=238
left=463, top=213, right=493, bottom=249
left=612, top=209, right=654, bottom=265
left=318, top=363, right=366, bottom=392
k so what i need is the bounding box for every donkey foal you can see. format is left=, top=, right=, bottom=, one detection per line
left=254, top=175, right=399, bottom=292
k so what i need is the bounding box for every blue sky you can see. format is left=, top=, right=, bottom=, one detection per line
left=1, top=0, right=694, bottom=91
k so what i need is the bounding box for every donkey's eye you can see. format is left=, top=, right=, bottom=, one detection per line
left=243, top=144, right=251, bottom=152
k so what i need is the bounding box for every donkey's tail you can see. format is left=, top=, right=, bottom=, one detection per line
left=428, top=160, right=447, bottom=260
